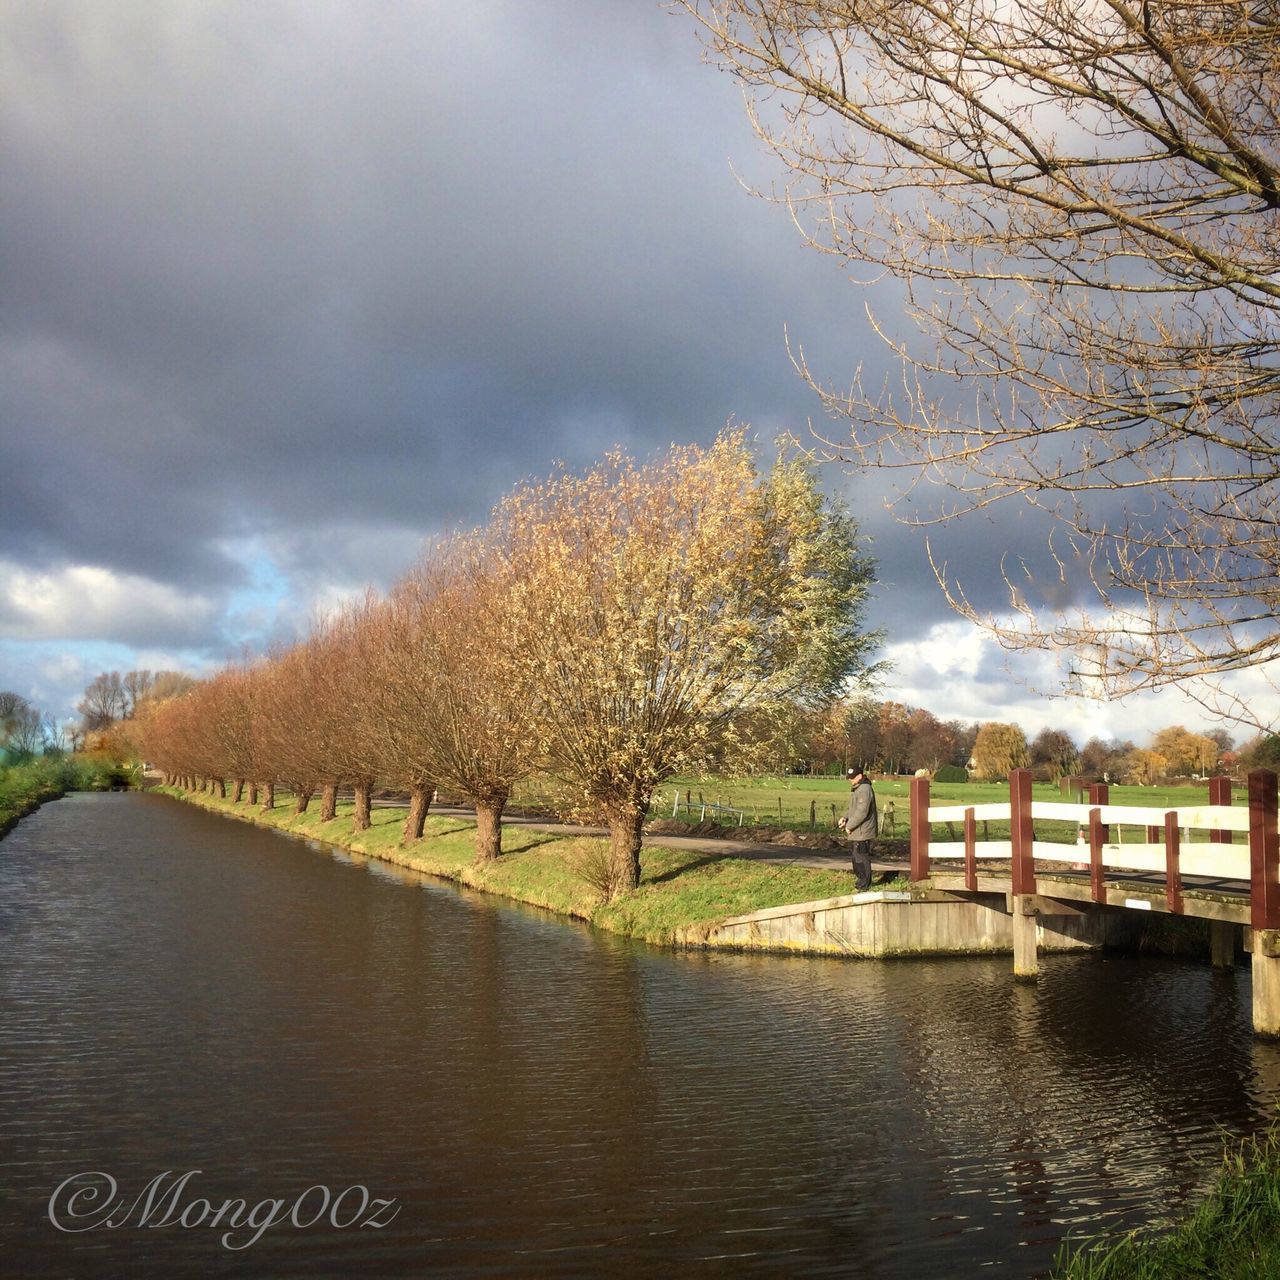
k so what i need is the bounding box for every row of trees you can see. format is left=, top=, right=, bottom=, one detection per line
left=134, top=434, right=879, bottom=893
left=796, top=699, right=978, bottom=776
left=968, top=722, right=1256, bottom=785
left=793, top=695, right=1267, bottom=784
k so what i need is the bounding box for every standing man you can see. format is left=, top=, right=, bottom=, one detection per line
left=840, top=765, right=878, bottom=891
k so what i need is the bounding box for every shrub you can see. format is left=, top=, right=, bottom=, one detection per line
left=569, top=839, right=629, bottom=903
left=935, top=764, right=968, bottom=783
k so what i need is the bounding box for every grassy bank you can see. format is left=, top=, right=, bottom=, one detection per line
left=161, top=787, right=868, bottom=946
left=0, top=755, right=135, bottom=838
left=1055, top=1130, right=1280, bottom=1278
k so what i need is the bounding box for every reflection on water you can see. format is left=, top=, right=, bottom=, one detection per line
left=1, top=792, right=1277, bottom=1277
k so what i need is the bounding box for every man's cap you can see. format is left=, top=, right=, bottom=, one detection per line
left=846, top=765, right=866, bottom=778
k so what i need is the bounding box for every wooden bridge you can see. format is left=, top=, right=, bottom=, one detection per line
left=908, top=768, right=1280, bottom=1036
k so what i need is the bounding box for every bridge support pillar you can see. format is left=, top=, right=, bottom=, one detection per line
left=1210, top=920, right=1237, bottom=968
left=1012, top=897, right=1038, bottom=981
left=1253, top=931, right=1280, bottom=1038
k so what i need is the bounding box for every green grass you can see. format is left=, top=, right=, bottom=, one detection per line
left=1055, top=1130, right=1280, bottom=1278
left=639, top=775, right=1246, bottom=846
left=161, top=787, right=868, bottom=947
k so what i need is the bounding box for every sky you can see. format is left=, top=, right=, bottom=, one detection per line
left=0, top=0, right=1267, bottom=747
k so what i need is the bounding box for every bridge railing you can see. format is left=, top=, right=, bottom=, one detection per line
left=909, top=768, right=1280, bottom=928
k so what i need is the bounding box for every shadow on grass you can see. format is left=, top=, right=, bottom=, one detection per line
left=495, top=830, right=572, bottom=856
left=420, top=821, right=474, bottom=838
left=644, top=853, right=732, bottom=885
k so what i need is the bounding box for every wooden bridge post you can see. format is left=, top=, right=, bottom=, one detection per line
left=910, top=776, right=931, bottom=882
left=1088, top=807, right=1106, bottom=904
left=1012, top=898, right=1038, bottom=980
left=1249, top=770, right=1280, bottom=1037
left=1210, top=921, right=1237, bottom=968
left=1198, top=776, right=1251, bottom=976
left=963, top=807, right=977, bottom=892
left=1163, top=811, right=1183, bottom=914
left=1009, top=770, right=1038, bottom=979
left=1010, top=769, right=1035, bottom=896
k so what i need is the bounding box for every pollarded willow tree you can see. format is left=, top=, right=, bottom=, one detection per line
left=305, top=598, right=385, bottom=833
left=378, top=534, right=539, bottom=860
left=681, top=0, right=1280, bottom=729
left=498, top=430, right=878, bottom=893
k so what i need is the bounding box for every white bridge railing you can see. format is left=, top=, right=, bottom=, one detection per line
left=909, top=769, right=1279, bottom=926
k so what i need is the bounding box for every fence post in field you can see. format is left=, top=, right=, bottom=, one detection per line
left=1209, top=776, right=1232, bottom=844
left=1088, top=782, right=1109, bottom=844
left=909, top=776, right=930, bottom=882
left=1249, top=770, right=1280, bottom=1036
left=809, top=799, right=816, bottom=830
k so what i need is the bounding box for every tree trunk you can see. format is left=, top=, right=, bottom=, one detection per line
left=294, top=788, right=313, bottom=815
left=353, top=779, right=372, bottom=832
left=232, top=779, right=244, bottom=803
left=217, top=778, right=226, bottom=798
left=473, top=791, right=508, bottom=862
left=606, top=805, right=646, bottom=894
left=320, top=783, right=337, bottom=822
left=261, top=782, right=275, bottom=810
left=248, top=782, right=259, bottom=806
left=402, top=783, right=433, bottom=844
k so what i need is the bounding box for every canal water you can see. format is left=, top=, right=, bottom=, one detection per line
left=2, top=792, right=1278, bottom=1277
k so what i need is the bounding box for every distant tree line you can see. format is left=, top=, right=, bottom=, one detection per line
left=76, top=669, right=196, bottom=732
left=800, top=699, right=1272, bottom=784
left=1, top=670, right=197, bottom=766
left=134, top=433, right=879, bottom=895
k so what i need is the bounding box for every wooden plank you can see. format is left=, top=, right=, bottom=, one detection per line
left=1091, top=804, right=1249, bottom=831
left=943, top=805, right=1244, bottom=834
left=928, top=803, right=1010, bottom=822
left=928, top=841, right=1012, bottom=860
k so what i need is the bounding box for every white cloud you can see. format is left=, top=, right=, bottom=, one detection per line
left=879, top=620, right=1278, bottom=745
left=0, top=561, right=219, bottom=647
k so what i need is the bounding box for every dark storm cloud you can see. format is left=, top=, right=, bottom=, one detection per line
left=0, top=4, right=879, bottom=583
left=1, top=0, right=1083, bottom=676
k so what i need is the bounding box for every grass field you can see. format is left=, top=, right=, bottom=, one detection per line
left=649, top=774, right=1237, bottom=842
